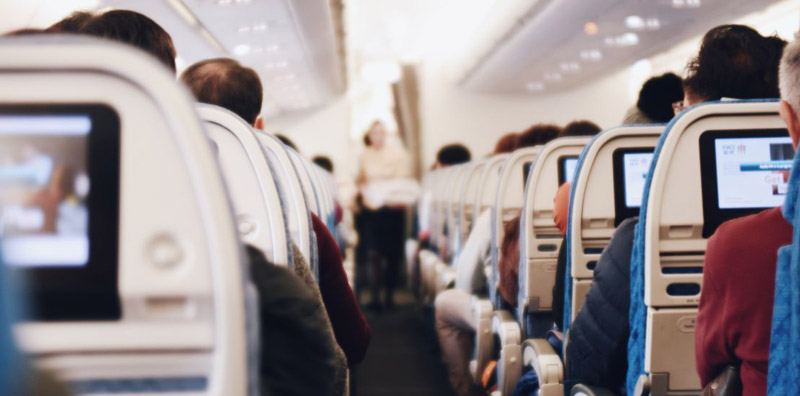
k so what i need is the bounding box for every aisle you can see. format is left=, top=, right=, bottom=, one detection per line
left=354, top=291, right=457, bottom=396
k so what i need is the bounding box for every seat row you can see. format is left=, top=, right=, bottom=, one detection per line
left=0, top=37, right=342, bottom=395
left=418, top=100, right=794, bottom=396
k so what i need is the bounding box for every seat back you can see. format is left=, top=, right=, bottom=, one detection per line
left=0, top=37, right=250, bottom=395
left=459, top=159, right=488, bottom=247
left=432, top=167, right=458, bottom=256
left=447, top=165, right=472, bottom=261
left=518, top=137, right=588, bottom=336
left=288, top=148, right=322, bottom=217
left=562, top=126, right=663, bottom=329
left=475, top=154, right=511, bottom=220
left=767, top=140, right=800, bottom=393
left=255, top=132, right=317, bottom=273
left=627, top=100, right=788, bottom=395
left=490, top=148, right=541, bottom=305
left=197, top=104, right=292, bottom=266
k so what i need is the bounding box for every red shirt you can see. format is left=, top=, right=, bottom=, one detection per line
left=311, top=214, right=372, bottom=365
left=695, top=207, right=791, bottom=396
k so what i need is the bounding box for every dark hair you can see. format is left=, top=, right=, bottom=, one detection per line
left=3, top=28, right=45, bottom=37
left=363, top=133, right=371, bottom=147
left=436, top=144, right=471, bottom=166
left=276, top=134, right=298, bottom=151
left=635, top=73, right=684, bottom=123
left=47, top=11, right=93, bottom=33
left=313, top=156, right=334, bottom=173
left=180, top=58, right=263, bottom=125
left=684, top=24, right=786, bottom=102
left=518, top=124, right=561, bottom=148
left=561, top=120, right=601, bottom=137
left=498, top=215, right=521, bottom=306
left=493, top=133, right=519, bottom=154
left=80, top=10, right=176, bottom=73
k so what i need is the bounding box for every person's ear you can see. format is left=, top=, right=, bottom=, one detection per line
left=254, top=116, right=264, bottom=130
left=779, top=101, right=800, bottom=150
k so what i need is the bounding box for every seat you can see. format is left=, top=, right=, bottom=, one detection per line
left=459, top=159, right=489, bottom=248
left=196, top=104, right=292, bottom=267
left=518, top=137, right=589, bottom=339
left=627, top=100, right=787, bottom=396
left=523, top=125, right=661, bottom=396
left=434, top=164, right=474, bottom=294
left=767, top=154, right=800, bottom=393
left=467, top=153, right=511, bottom=382
left=255, top=132, right=318, bottom=277
left=485, top=147, right=541, bottom=395
left=1, top=37, right=252, bottom=395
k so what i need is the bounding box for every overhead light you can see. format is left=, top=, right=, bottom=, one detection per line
left=625, top=15, right=661, bottom=30
left=560, top=62, right=581, bottom=72
left=605, top=32, right=639, bottom=47
left=672, top=0, right=701, bottom=8
left=361, top=61, right=402, bottom=84
left=265, top=44, right=280, bottom=52
left=580, top=49, right=603, bottom=61
left=544, top=72, right=562, bottom=81
left=239, top=22, right=268, bottom=33
left=275, top=74, right=296, bottom=81
left=265, top=61, right=288, bottom=69
left=233, top=43, right=251, bottom=56
left=584, top=22, right=599, bottom=36
left=525, top=82, right=544, bottom=92
left=217, top=0, right=232, bottom=5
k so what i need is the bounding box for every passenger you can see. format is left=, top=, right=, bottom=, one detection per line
left=622, top=72, right=684, bottom=123
left=180, top=57, right=371, bottom=365
left=46, top=11, right=93, bottom=33
left=694, top=31, right=794, bottom=395
left=77, top=10, right=177, bottom=74
left=563, top=24, right=785, bottom=395
left=493, top=133, right=519, bottom=154
left=497, top=216, right=522, bottom=306
left=559, top=120, right=602, bottom=138
left=276, top=134, right=299, bottom=151
left=435, top=143, right=472, bottom=168
left=313, top=155, right=334, bottom=173
left=435, top=125, right=557, bottom=396
left=357, top=121, right=411, bottom=311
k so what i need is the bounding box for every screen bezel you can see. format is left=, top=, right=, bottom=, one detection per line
left=0, top=104, right=121, bottom=321
left=699, top=128, right=791, bottom=238
left=557, top=156, right=579, bottom=185
left=612, top=147, right=654, bottom=227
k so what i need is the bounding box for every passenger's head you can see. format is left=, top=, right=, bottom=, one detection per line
left=3, top=28, right=45, bottom=37
left=779, top=35, right=800, bottom=150
left=180, top=58, right=263, bottom=126
left=517, top=124, right=561, bottom=148
left=435, top=144, right=471, bottom=168
left=313, top=156, right=334, bottom=173
left=79, top=10, right=176, bottom=73
left=498, top=215, right=521, bottom=306
left=493, top=133, right=518, bottom=154
left=561, top=120, right=601, bottom=137
left=47, top=11, right=93, bottom=33
left=636, top=73, right=684, bottom=122
left=276, top=134, right=298, bottom=151
left=365, top=121, right=387, bottom=149
left=684, top=24, right=785, bottom=105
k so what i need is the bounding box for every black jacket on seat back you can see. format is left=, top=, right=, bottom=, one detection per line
left=566, top=218, right=637, bottom=393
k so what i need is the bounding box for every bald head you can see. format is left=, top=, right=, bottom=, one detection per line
left=180, top=58, right=263, bottom=125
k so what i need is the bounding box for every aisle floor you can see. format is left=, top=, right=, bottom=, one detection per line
left=353, top=291, right=457, bottom=396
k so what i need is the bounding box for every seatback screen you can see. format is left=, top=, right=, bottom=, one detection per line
left=0, top=105, right=121, bottom=321
left=613, top=148, right=655, bottom=226
left=0, top=116, right=90, bottom=267
left=700, top=129, right=792, bottom=238
left=713, top=137, right=792, bottom=209
left=558, top=157, right=578, bottom=185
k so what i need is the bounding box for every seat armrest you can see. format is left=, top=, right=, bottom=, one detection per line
left=522, top=339, right=562, bottom=385
left=492, top=310, right=521, bottom=345
left=570, top=384, right=616, bottom=396
left=472, top=297, right=494, bottom=320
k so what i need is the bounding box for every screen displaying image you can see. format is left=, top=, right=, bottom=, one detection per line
left=622, top=152, right=654, bottom=208
left=562, top=157, right=578, bottom=184
left=714, top=136, right=794, bottom=209
left=0, top=115, right=91, bottom=267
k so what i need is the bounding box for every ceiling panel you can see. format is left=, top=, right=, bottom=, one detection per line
left=461, top=0, right=787, bottom=95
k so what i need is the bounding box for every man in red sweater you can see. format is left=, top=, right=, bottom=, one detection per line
left=695, top=34, right=800, bottom=395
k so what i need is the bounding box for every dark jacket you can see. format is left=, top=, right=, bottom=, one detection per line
left=566, top=218, right=637, bottom=393
left=553, top=238, right=567, bottom=330
left=248, top=246, right=340, bottom=396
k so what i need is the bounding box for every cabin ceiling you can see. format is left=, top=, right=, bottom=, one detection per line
left=460, top=0, right=786, bottom=95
